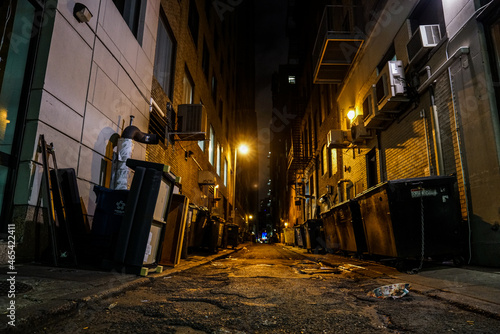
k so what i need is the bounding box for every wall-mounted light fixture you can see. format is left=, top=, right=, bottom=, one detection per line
left=73, top=3, right=93, bottom=23
left=347, top=106, right=356, bottom=121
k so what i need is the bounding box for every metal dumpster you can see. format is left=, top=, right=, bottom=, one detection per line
left=303, top=219, right=325, bottom=253
left=334, top=199, right=367, bottom=255
left=357, top=175, right=462, bottom=260
left=321, top=208, right=340, bottom=252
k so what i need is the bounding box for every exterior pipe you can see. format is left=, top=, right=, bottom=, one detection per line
left=430, top=86, right=444, bottom=175
left=417, top=47, right=470, bottom=94
left=121, top=125, right=159, bottom=144
left=337, top=179, right=353, bottom=202
left=112, top=118, right=160, bottom=189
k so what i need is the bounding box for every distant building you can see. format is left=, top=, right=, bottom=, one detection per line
left=0, top=0, right=257, bottom=262
left=271, top=0, right=500, bottom=266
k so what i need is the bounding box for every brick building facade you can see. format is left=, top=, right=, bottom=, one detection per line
left=271, top=0, right=500, bottom=266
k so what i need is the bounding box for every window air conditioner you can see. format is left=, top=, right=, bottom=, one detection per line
left=327, top=129, right=351, bottom=148
left=363, top=87, right=394, bottom=129
left=374, top=60, right=408, bottom=113
left=351, top=115, right=372, bottom=143
left=407, top=25, right=441, bottom=65
left=177, top=104, right=207, bottom=141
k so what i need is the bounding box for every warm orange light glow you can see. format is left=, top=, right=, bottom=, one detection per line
left=238, top=144, right=249, bottom=154
left=249, top=215, right=253, bottom=220
left=347, top=107, right=356, bottom=120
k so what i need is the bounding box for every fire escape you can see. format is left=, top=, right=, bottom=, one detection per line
left=312, top=5, right=364, bottom=84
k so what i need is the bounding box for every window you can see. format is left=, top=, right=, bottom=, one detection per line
left=288, top=75, right=296, bottom=84
left=216, top=142, right=221, bottom=175
left=224, top=158, right=228, bottom=186
left=367, top=149, right=377, bottom=188
left=0, top=0, right=43, bottom=224
left=154, top=12, right=176, bottom=99
left=183, top=69, right=194, bottom=104
left=322, top=145, right=327, bottom=175
left=209, top=125, right=215, bottom=165
left=330, top=148, right=338, bottom=176
left=113, top=0, right=146, bottom=42
left=188, top=0, right=199, bottom=46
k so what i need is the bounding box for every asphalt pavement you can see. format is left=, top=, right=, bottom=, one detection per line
left=1, top=243, right=499, bottom=332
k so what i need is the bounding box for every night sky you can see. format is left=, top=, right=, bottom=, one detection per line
left=254, top=0, right=288, bottom=200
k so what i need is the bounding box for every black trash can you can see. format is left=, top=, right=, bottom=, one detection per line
left=89, top=186, right=129, bottom=263
left=294, top=224, right=305, bottom=248
left=203, top=218, right=223, bottom=253
left=357, top=175, right=463, bottom=261
left=224, top=224, right=239, bottom=249
left=303, top=219, right=325, bottom=253
left=92, top=185, right=129, bottom=236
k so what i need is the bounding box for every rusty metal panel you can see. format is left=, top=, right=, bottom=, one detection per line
left=321, top=209, right=340, bottom=251
left=358, top=185, right=398, bottom=257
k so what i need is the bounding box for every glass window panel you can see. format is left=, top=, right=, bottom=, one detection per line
left=0, top=1, right=35, bottom=155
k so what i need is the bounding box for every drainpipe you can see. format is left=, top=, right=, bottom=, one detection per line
left=420, top=66, right=443, bottom=176
left=337, top=179, right=353, bottom=203
left=113, top=116, right=159, bottom=190
left=420, top=108, right=434, bottom=176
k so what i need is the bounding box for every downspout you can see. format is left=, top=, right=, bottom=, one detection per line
left=113, top=116, right=159, bottom=190
left=337, top=179, right=353, bottom=203
left=377, top=130, right=387, bottom=182
left=419, top=66, right=443, bottom=175
left=420, top=108, right=434, bottom=176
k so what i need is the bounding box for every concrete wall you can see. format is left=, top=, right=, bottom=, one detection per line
left=13, top=0, right=160, bottom=261
left=443, top=0, right=500, bottom=265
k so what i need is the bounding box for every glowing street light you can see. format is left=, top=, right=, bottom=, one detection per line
left=347, top=106, right=356, bottom=120
left=233, top=144, right=250, bottom=220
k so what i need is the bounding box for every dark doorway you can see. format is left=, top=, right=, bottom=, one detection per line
left=367, top=149, right=377, bottom=189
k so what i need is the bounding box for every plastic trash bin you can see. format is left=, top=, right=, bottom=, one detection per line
left=294, top=224, right=305, bottom=248
left=303, top=219, right=325, bottom=253
left=224, top=224, right=239, bottom=249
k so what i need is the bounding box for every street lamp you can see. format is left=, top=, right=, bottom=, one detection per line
left=233, top=144, right=249, bottom=221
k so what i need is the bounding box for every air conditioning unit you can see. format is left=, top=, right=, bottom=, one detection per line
left=198, top=170, right=216, bottom=185
left=327, top=129, right=351, bottom=148
left=407, top=25, right=441, bottom=65
left=177, top=104, right=207, bottom=141
left=363, top=87, right=393, bottom=129
left=374, top=60, right=408, bottom=113
left=351, top=115, right=372, bottom=143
